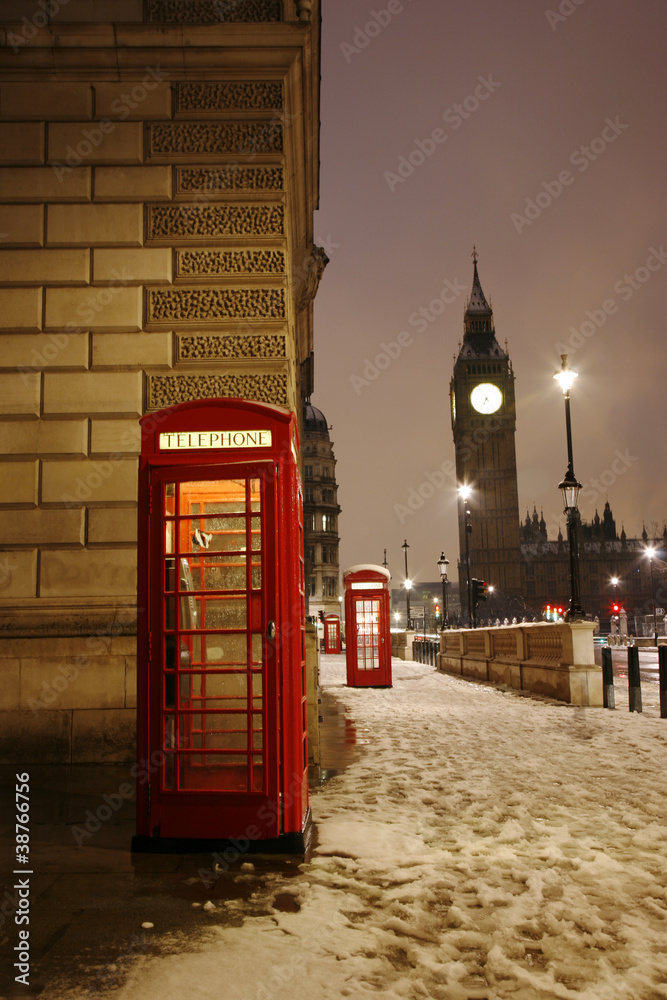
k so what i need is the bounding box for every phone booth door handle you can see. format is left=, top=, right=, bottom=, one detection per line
left=267, top=621, right=276, bottom=640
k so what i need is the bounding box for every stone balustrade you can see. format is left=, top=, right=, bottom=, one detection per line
left=437, top=621, right=601, bottom=706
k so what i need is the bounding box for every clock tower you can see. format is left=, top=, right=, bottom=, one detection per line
left=450, top=252, right=522, bottom=611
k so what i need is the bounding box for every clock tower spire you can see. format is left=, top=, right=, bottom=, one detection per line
left=450, top=251, right=522, bottom=618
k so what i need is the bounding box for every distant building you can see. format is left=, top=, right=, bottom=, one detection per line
left=450, top=255, right=666, bottom=626
left=303, top=403, right=342, bottom=620
left=391, top=582, right=462, bottom=631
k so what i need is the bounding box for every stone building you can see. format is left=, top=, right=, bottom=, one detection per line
left=0, top=0, right=323, bottom=762
left=302, top=401, right=341, bottom=620
left=450, top=255, right=666, bottom=625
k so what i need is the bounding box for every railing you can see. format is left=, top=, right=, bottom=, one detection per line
left=412, top=634, right=440, bottom=665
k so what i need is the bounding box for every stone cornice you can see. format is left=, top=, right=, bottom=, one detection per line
left=0, top=598, right=137, bottom=637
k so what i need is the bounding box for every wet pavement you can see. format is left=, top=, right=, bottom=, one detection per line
left=0, top=687, right=360, bottom=998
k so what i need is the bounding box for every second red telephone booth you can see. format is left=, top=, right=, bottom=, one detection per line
left=323, top=614, right=341, bottom=654
left=343, top=565, right=392, bottom=687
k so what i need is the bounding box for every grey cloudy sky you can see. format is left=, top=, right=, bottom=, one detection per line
left=312, top=0, right=666, bottom=587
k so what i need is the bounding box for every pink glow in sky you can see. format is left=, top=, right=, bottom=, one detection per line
left=312, top=0, right=666, bottom=586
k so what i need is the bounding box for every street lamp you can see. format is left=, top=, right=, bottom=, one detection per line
left=402, top=539, right=411, bottom=630
left=458, top=486, right=473, bottom=627
left=553, top=354, right=585, bottom=621
left=646, top=547, right=658, bottom=646
left=437, top=552, right=449, bottom=629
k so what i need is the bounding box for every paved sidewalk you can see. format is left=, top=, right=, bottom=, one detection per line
left=2, top=654, right=666, bottom=999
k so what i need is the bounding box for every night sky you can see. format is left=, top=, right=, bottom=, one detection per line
left=311, top=0, right=666, bottom=589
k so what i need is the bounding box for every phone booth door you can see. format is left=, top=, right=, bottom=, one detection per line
left=148, top=466, right=278, bottom=839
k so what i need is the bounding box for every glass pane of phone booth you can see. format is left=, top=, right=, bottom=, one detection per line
left=161, top=477, right=265, bottom=794
left=355, top=599, right=380, bottom=670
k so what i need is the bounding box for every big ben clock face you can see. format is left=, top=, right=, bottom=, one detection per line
left=470, top=382, right=502, bottom=414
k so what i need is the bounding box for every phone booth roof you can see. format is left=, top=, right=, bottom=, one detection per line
left=343, top=564, right=392, bottom=585
left=140, top=398, right=298, bottom=461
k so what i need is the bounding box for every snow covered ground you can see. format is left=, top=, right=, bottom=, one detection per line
left=109, top=654, right=667, bottom=1000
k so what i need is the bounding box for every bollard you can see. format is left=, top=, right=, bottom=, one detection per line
left=659, top=646, right=667, bottom=719
left=601, top=647, right=615, bottom=709
left=627, top=646, right=642, bottom=713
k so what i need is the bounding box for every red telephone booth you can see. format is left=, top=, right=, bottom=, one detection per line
left=134, top=399, right=309, bottom=850
left=343, top=565, right=392, bottom=687
left=323, top=614, right=341, bottom=654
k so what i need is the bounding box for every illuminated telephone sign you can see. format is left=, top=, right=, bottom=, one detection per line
left=134, top=398, right=309, bottom=851
left=343, top=565, right=392, bottom=688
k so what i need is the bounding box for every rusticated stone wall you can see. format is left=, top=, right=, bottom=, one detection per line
left=0, top=6, right=321, bottom=761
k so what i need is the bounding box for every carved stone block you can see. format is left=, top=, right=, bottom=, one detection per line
left=147, top=204, right=285, bottom=240
left=150, top=122, right=283, bottom=156
left=177, top=333, right=286, bottom=361
left=147, top=287, right=286, bottom=322
left=146, top=0, right=282, bottom=21
left=176, top=82, right=283, bottom=113
left=147, top=373, right=288, bottom=409
left=176, top=166, right=283, bottom=194
left=176, top=249, right=285, bottom=278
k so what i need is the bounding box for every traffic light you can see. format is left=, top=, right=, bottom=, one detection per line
left=318, top=610, right=324, bottom=622
left=471, top=579, right=487, bottom=607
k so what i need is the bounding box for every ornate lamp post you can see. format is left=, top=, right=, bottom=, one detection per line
left=458, top=486, right=472, bottom=627
left=553, top=354, right=585, bottom=621
left=437, top=552, right=449, bottom=630
left=402, top=539, right=412, bottom=630
left=646, top=547, right=658, bottom=646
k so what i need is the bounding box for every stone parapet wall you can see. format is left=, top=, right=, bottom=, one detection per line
left=437, top=621, right=602, bottom=706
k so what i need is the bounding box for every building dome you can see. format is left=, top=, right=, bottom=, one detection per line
left=304, top=403, right=329, bottom=433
